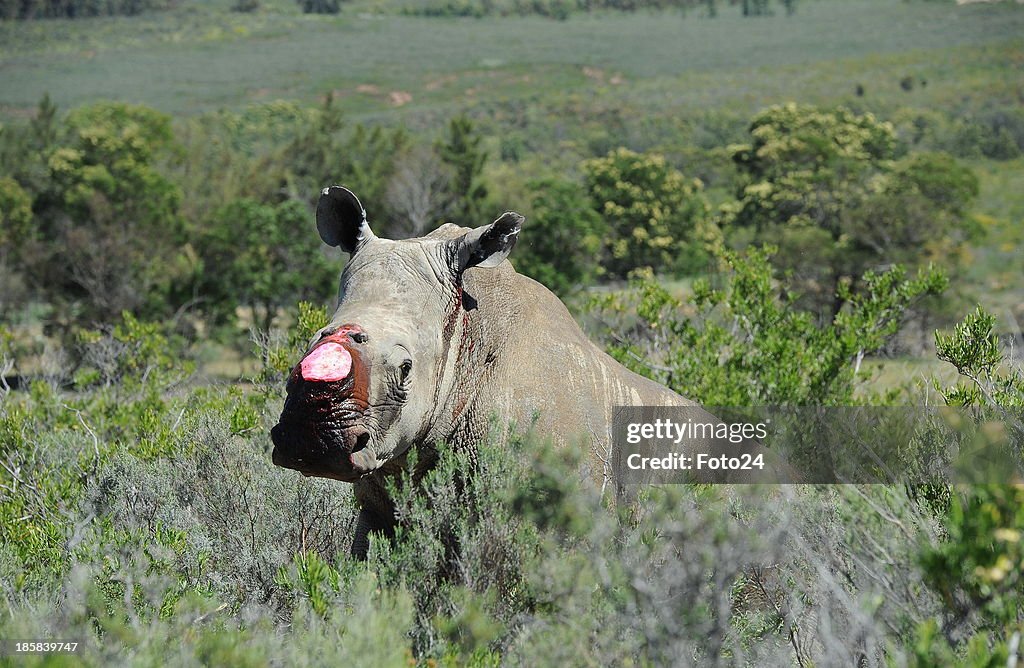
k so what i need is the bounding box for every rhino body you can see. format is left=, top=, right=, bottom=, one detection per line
left=271, top=186, right=700, bottom=557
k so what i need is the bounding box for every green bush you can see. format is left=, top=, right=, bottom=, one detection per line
left=587, top=245, right=947, bottom=406
left=273, top=94, right=408, bottom=225
left=511, top=177, right=605, bottom=297
left=909, top=306, right=1024, bottom=665
left=583, top=147, right=711, bottom=278
left=196, top=199, right=336, bottom=337
left=253, top=299, right=330, bottom=392
left=436, top=114, right=490, bottom=230
left=726, top=103, right=977, bottom=317
left=4, top=100, right=191, bottom=330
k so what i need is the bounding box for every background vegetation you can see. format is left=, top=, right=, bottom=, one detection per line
left=1, top=0, right=1022, bottom=664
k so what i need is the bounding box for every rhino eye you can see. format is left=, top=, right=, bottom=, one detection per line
left=399, top=359, right=413, bottom=381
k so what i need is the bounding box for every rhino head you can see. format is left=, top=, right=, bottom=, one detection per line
left=271, top=186, right=523, bottom=482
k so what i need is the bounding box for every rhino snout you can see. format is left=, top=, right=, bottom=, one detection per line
left=270, top=420, right=375, bottom=481
left=271, top=323, right=377, bottom=481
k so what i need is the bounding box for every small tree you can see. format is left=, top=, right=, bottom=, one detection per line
left=9, top=101, right=190, bottom=329
left=437, top=114, right=490, bottom=229
left=0, top=177, right=32, bottom=257
left=582, top=148, right=709, bottom=279
left=275, top=94, right=407, bottom=223
left=727, top=103, right=977, bottom=317
left=197, top=199, right=337, bottom=338
left=511, top=177, right=606, bottom=297
left=0, top=177, right=33, bottom=317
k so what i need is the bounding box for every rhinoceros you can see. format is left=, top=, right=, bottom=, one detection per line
left=270, top=185, right=700, bottom=557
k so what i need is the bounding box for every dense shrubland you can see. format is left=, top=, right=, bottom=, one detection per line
left=1, top=268, right=1021, bottom=664
left=1, top=94, right=993, bottom=345
left=725, top=104, right=979, bottom=315
left=0, top=0, right=178, bottom=20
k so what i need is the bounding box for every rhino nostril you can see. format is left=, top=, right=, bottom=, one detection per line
left=349, top=331, right=368, bottom=344
left=351, top=431, right=370, bottom=454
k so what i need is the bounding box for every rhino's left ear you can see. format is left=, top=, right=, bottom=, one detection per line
left=317, top=185, right=375, bottom=253
left=455, top=212, right=524, bottom=271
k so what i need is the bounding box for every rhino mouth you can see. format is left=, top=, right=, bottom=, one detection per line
left=271, top=418, right=376, bottom=482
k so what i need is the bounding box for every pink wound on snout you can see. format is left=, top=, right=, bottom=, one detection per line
left=300, top=342, right=352, bottom=382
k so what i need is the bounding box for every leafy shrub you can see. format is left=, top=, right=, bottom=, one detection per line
left=253, top=299, right=329, bottom=392
left=85, top=410, right=358, bottom=609
left=273, top=94, right=408, bottom=224
left=0, top=176, right=32, bottom=254
left=908, top=306, right=1024, bottom=665
left=511, top=177, right=605, bottom=297
left=583, top=147, right=710, bottom=278
left=436, top=114, right=490, bottom=230
left=588, top=245, right=947, bottom=406
left=0, top=177, right=33, bottom=317
left=935, top=306, right=1024, bottom=408
left=196, top=199, right=337, bottom=337
left=950, top=110, right=1024, bottom=161
left=74, top=312, right=194, bottom=393
left=892, top=105, right=1024, bottom=162
left=726, top=103, right=977, bottom=317
left=4, top=101, right=191, bottom=331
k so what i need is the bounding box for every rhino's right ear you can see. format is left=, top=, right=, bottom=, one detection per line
left=316, top=186, right=375, bottom=253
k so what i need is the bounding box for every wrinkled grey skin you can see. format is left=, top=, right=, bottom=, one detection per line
left=271, top=186, right=701, bottom=558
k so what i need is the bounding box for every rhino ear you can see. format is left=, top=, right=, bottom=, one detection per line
left=316, top=186, right=375, bottom=253
left=455, top=212, right=524, bottom=271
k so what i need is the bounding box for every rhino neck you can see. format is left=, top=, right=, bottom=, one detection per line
left=441, top=263, right=695, bottom=451
left=421, top=263, right=522, bottom=448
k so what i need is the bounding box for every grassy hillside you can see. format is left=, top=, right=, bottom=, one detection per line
left=1, top=0, right=1022, bottom=121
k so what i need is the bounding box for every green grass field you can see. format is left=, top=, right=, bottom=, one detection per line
left=2, top=0, right=1022, bottom=121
